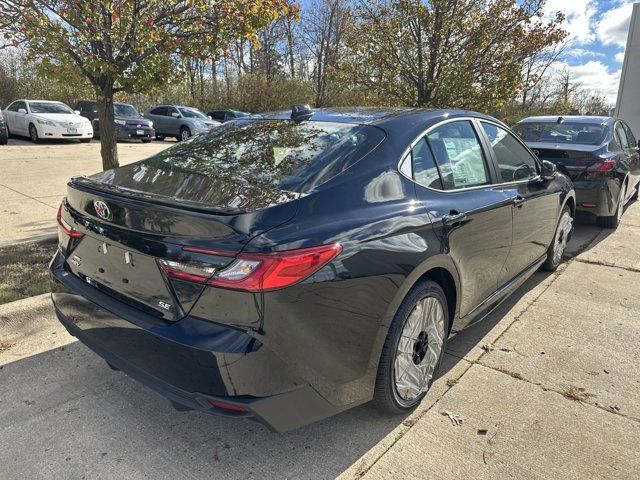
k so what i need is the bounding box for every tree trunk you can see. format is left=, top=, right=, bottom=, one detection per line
left=96, top=82, right=118, bottom=171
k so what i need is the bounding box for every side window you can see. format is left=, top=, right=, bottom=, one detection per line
left=7, top=102, right=18, bottom=112
left=17, top=101, right=27, bottom=112
left=169, top=107, right=180, bottom=117
left=426, top=120, right=489, bottom=190
left=615, top=123, right=630, bottom=149
left=411, top=137, right=443, bottom=190
left=622, top=123, right=637, bottom=149
left=151, top=107, right=167, bottom=116
left=481, top=122, right=539, bottom=182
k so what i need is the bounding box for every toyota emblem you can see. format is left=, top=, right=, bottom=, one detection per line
left=94, top=200, right=112, bottom=220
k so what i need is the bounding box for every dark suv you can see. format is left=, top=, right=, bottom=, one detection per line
left=75, top=100, right=155, bottom=142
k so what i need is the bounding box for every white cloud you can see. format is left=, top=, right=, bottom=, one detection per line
left=545, top=0, right=599, bottom=45
left=615, top=51, right=626, bottom=63
left=596, top=1, right=634, bottom=47
left=566, top=47, right=605, bottom=58
left=563, top=60, right=621, bottom=103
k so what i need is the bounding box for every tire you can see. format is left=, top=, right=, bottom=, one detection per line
left=0, top=128, right=7, bottom=145
left=29, top=123, right=40, bottom=144
left=179, top=126, right=191, bottom=142
left=141, top=138, right=152, bottom=143
left=155, top=135, right=164, bottom=141
left=596, top=182, right=626, bottom=229
left=541, top=205, right=573, bottom=272
left=373, top=279, right=449, bottom=414
left=80, top=138, right=91, bottom=143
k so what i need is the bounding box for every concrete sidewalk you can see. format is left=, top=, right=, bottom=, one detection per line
left=0, top=139, right=171, bottom=246
left=0, top=203, right=638, bottom=478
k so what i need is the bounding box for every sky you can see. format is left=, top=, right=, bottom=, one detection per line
left=545, top=0, right=636, bottom=103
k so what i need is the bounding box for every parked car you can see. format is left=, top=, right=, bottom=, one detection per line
left=143, top=105, right=220, bottom=141
left=0, top=110, right=8, bottom=145
left=51, top=107, right=574, bottom=432
left=75, top=100, right=155, bottom=142
left=514, top=116, right=640, bottom=228
left=207, top=109, right=250, bottom=123
left=3, top=99, right=93, bottom=143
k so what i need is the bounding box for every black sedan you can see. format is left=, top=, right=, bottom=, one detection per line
left=514, top=116, right=640, bottom=228
left=50, top=107, right=575, bottom=431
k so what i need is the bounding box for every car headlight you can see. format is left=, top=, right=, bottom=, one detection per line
left=36, top=119, right=56, bottom=126
left=147, top=121, right=153, bottom=128
left=115, top=119, right=126, bottom=126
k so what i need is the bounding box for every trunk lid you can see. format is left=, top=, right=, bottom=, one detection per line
left=527, top=142, right=609, bottom=180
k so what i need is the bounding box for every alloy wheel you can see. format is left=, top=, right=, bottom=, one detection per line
left=394, top=296, right=446, bottom=402
left=181, top=128, right=191, bottom=141
left=552, top=211, right=573, bottom=266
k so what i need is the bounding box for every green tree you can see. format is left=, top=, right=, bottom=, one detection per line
left=0, top=0, right=296, bottom=170
left=338, top=0, right=567, bottom=112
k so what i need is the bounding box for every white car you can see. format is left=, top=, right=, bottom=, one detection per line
left=3, top=99, right=93, bottom=143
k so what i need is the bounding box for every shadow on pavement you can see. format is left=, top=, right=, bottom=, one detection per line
left=0, top=222, right=605, bottom=479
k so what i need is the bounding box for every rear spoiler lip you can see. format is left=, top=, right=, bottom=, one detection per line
left=71, top=176, right=248, bottom=216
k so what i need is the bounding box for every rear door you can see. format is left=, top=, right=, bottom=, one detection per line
left=479, top=121, right=558, bottom=285
left=409, top=119, right=513, bottom=319
left=147, top=106, right=168, bottom=133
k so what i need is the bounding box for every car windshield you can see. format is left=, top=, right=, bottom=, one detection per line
left=29, top=102, right=74, bottom=114
left=179, top=108, right=208, bottom=119
left=233, top=111, right=249, bottom=117
left=514, top=122, right=608, bottom=145
left=89, top=120, right=385, bottom=205
left=114, top=104, right=139, bottom=117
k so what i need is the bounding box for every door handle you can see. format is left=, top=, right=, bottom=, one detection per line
left=442, top=211, right=467, bottom=226
left=513, top=195, right=526, bottom=208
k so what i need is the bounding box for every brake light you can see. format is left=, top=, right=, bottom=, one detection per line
left=160, top=244, right=342, bottom=292
left=587, top=159, right=616, bottom=172
left=208, top=243, right=342, bottom=292
left=57, top=203, right=84, bottom=238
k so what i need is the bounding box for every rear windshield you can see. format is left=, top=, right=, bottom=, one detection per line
left=513, top=122, right=608, bottom=145
left=89, top=119, right=385, bottom=206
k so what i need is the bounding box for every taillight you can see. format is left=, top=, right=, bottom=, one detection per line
left=57, top=202, right=84, bottom=238
left=587, top=159, right=616, bottom=172
left=208, top=243, right=342, bottom=292
left=159, top=243, right=342, bottom=292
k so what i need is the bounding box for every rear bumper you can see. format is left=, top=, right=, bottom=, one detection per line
left=50, top=250, right=345, bottom=432
left=573, top=178, right=620, bottom=217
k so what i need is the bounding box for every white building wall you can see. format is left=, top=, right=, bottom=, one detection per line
left=615, top=3, right=640, bottom=138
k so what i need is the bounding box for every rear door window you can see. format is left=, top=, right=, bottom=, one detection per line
left=151, top=107, right=168, bottom=116
left=615, top=123, right=630, bottom=149
left=623, top=123, right=637, bottom=148
left=411, top=137, right=443, bottom=190
left=481, top=122, right=539, bottom=182
left=426, top=120, right=489, bottom=190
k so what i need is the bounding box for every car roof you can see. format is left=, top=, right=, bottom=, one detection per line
left=518, top=115, right=614, bottom=126
left=251, top=107, right=501, bottom=128
left=15, top=99, right=64, bottom=104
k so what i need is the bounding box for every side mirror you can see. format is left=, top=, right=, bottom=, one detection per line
left=74, top=110, right=81, bottom=115
left=18, top=108, right=27, bottom=114
left=171, top=112, right=181, bottom=118
left=541, top=160, right=557, bottom=181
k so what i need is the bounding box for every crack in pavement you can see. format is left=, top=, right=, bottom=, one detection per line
left=0, top=182, right=58, bottom=210
left=575, top=257, right=640, bottom=274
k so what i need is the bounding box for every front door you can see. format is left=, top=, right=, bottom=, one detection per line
left=478, top=121, right=559, bottom=284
